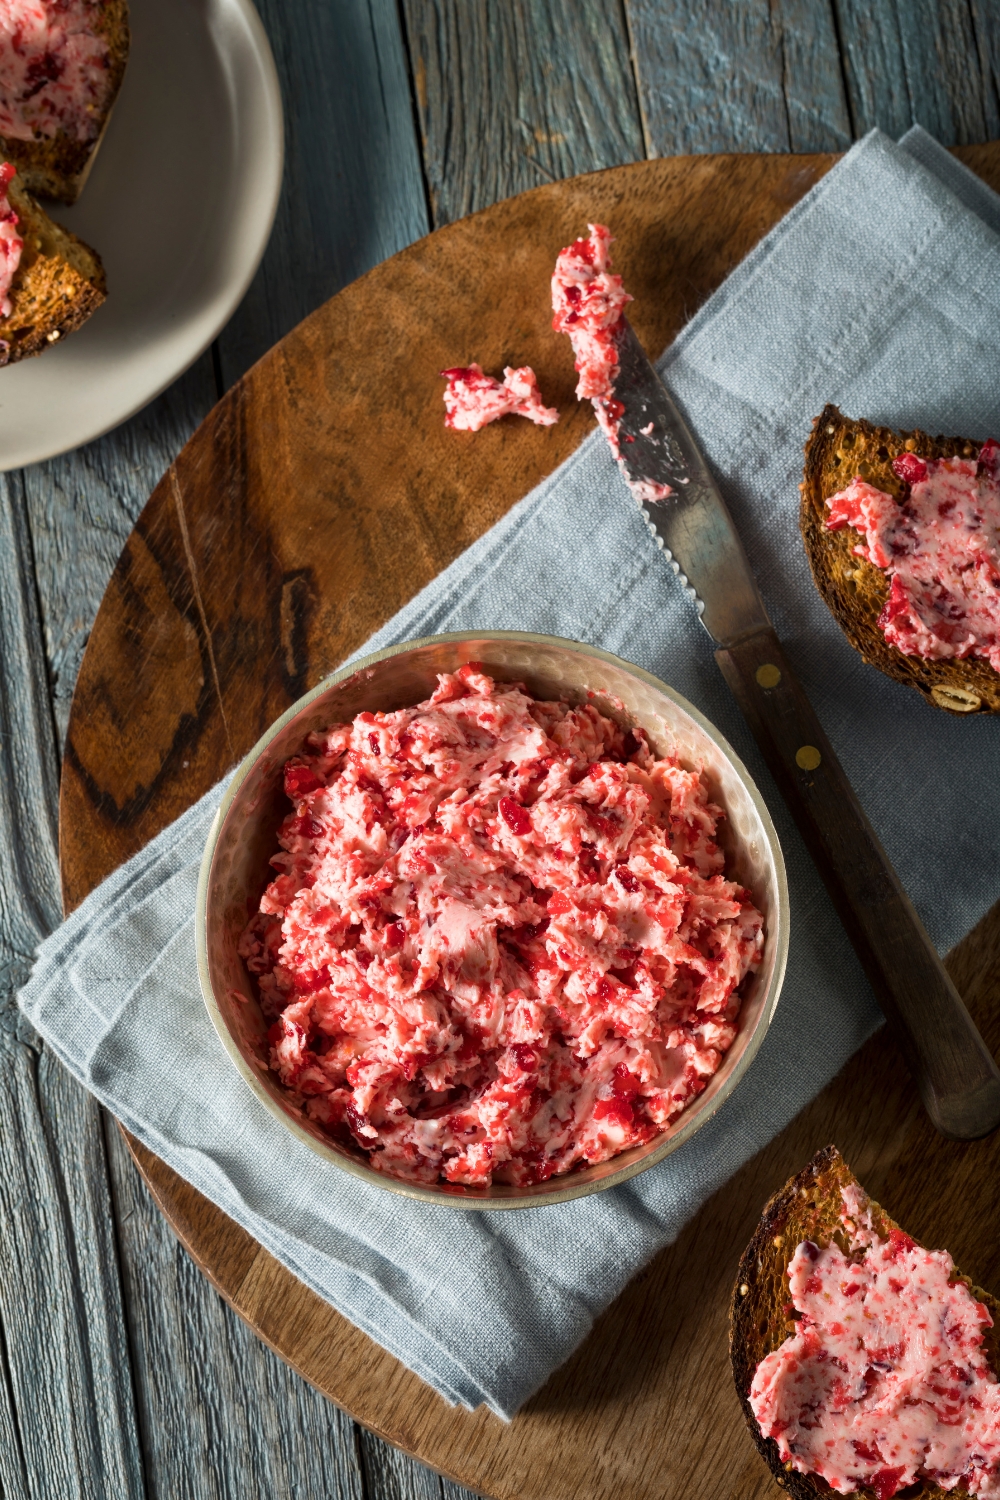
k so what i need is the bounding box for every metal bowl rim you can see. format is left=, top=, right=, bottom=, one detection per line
left=195, top=629, right=789, bottom=1210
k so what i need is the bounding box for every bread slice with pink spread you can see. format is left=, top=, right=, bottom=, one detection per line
left=731, top=1145, right=1000, bottom=1500
left=0, top=161, right=106, bottom=363
left=0, top=0, right=130, bottom=204
left=801, top=406, right=1000, bottom=715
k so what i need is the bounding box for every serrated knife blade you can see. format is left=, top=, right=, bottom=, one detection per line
left=607, top=316, right=1000, bottom=1141
left=613, top=319, right=770, bottom=647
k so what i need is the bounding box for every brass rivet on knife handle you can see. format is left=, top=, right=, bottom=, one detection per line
left=756, top=663, right=781, bottom=688
left=716, top=625, right=1000, bottom=1141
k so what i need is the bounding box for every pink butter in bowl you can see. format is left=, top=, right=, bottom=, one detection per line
left=196, top=633, right=789, bottom=1209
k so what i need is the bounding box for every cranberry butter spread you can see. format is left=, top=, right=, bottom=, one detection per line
left=551, top=222, right=671, bottom=501
left=240, top=666, right=763, bottom=1189
left=826, top=440, right=1000, bottom=673
left=0, top=160, right=21, bottom=315
left=440, top=362, right=558, bottom=432
left=0, top=0, right=112, bottom=144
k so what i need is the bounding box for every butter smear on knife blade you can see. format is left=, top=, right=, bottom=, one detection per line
left=551, top=222, right=672, bottom=503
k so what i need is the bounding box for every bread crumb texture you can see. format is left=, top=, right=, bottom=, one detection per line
left=0, top=173, right=105, bottom=365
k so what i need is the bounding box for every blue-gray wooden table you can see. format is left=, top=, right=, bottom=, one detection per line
left=0, top=2, right=997, bottom=1494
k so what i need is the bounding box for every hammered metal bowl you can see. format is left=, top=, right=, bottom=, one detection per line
left=196, top=631, right=789, bottom=1209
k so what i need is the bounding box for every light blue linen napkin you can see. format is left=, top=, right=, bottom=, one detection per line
left=20, top=128, right=1000, bottom=1418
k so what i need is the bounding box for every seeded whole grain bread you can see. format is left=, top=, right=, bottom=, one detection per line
left=730, top=1144, right=1000, bottom=1499
left=1, top=173, right=106, bottom=363
left=801, top=404, right=998, bottom=715
left=0, top=0, right=130, bottom=204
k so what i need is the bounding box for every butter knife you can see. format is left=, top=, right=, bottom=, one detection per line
left=613, top=318, right=1000, bottom=1140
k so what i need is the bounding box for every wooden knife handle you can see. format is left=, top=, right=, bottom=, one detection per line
left=716, top=626, right=1000, bottom=1139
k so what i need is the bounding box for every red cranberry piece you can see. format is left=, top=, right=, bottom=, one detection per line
left=891, top=452, right=928, bottom=486
left=612, top=1063, right=641, bottom=1099
left=871, top=1468, right=906, bottom=1500
left=345, top=1103, right=368, bottom=1138
left=457, top=1023, right=488, bottom=1061
left=978, top=437, right=1000, bottom=481
left=499, top=796, right=531, bottom=837
left=593, top=1096, right=634, bottom=1129
left=284, top=763, right=321, bottom=799
left=385, top=921, right=405, bottom=949
left=24, top=50, right=63, bottom=99
left=368, top=732, right=380, bottom=754
left=614, top=863, right=640, bottom=894
left=886, top=1228, right=914, bottom=1260
left=292, top=815, right=323, bottom=839
left=852, top=1441, right=882, bottom=1464
left=294, top=965, right=330, bottom=993
left=510, top=1044, right=536, bottom=1072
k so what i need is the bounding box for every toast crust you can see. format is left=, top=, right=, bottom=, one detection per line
left=0, top=175, right=106, bottom=363
left=0, top=0, right=130, bottom=204
left=730, top=1145, right=1000, bottom=1498
left=801, top=404, right=1000, bottom=714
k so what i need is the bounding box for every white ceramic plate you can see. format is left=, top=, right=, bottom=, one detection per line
left=0, top=0, right=283, bottom=471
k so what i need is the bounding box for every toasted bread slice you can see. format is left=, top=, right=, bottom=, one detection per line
left=0, top=174, right=106, bottom=364
left=801, top=404, right=999, bottom=715
left=730, top=1145, right=1000, bottom=1499
left=0, top=0, right=130, bottom=204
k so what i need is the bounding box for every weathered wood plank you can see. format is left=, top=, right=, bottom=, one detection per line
left=0, top=1319, right=29, bottom=1500
left=35, top=1054, right=146, bottom=1500
left=0, top=473, right=144, bottom=1500
left=360, top=1430, right=447, bottom=1500
left=835, top=0, right=1000, bottom=145
left=401, top=0, right=644, bottom=226
left=359, top=1426, right=481, bottom=1500
left=215, top=0, right=430, bottom=389
left=0, top=473, right=60, bottom=981
left=104, top=1121, right=365, bottom=1500
left=625, top=0, right=852, bottom=155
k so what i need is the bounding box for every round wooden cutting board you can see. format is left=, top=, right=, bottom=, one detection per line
left=61, top=146, right=1000, bottom=1500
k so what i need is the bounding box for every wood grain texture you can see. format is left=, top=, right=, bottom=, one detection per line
left=401, top=0, right=644, bottom=225
left=56, top=144, right=1000, bottom=1499
left=358, top=1431, right=451, bottom=1500
left=24, top=355, right=219, bottom=749
left=626, top=0, right=853, bottom=155
left=104, top=1122, right=366, bottom=1500
left=0, top=473, right=143, bottom=1500
left=215, top=0, right=430, bottom=388
left=835, top=0, right=1000, bottom=144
